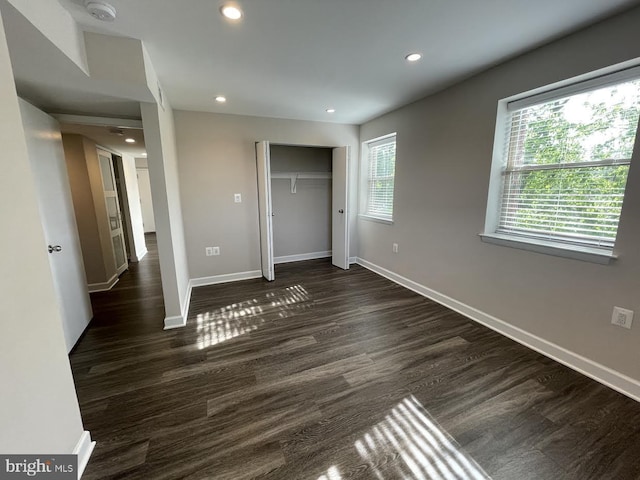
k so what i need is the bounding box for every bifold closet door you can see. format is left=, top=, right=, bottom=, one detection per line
left=256, top=141, right=275, bottom=281
left=332, top=146, right=350, bottom=270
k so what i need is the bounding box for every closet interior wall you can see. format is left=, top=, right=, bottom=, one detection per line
left=270, top=145, right=332, bottom=261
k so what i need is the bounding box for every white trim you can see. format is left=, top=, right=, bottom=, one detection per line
left=73, top=431, right=95, bottom=479
left=274, top=251, right=331, bottom=264
left=87, top=274, right=118, bottom=293
left=190, top=270, right=262, bottom=288
left=358, top=213, right=394, bottom=225
left=164, top=315, right=186, bottom=330
left=133, top=247, right=148, bottom=262
left=163, top=279, right=193, bottom=330
left=349, top=256, right=357, bottom=265
left=355, top=257, right=640, bottom=403
left=480, top=233, right=616, bottom=265
left=182, top=279, right=193, bottom=319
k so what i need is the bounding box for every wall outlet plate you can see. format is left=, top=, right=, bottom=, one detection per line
left=611, top=306, right=633, bottom=329
left=392, top=243, right=399, bottom=253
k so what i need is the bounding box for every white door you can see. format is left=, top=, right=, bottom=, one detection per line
left=19, top=100, right=93, bottom=353
left=97, top=149, right=128, bottom=275
left=256, top=141, right=274, bottom=281
left=332, top=146, right=350, bottom=270
left=136, top=167, right=156, bottom=232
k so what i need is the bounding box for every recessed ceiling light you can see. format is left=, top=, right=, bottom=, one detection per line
left=220, top=4, right=243, bottom=20
left=125, top=138, right=136, bottom=143
left=215, top=96, right=227, bottom=103
left=326, top=108, right=336, bottom=114
left=405, top=53, right=422, bottom=62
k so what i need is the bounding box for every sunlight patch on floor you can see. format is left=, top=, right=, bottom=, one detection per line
left=196, top=284, right=312, bottom=349
left=353, top=395, right=489, bottom=480
left=317, top=465, right=342, bottom=480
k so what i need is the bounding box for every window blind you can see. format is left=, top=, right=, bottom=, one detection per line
left=497, top=78, right=640, bottom=248
left=366, top=136, right=396, bottom=219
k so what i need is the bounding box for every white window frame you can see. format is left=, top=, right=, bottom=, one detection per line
left=481, top=62, right=640, bottom=264
left=359, top=133, right=397, bottom=224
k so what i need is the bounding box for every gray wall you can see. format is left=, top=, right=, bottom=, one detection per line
left=358, top=8, right=640, bottom=382
left=0, top=10, right=85, bottom=453
left=271, top=145, right=332, bottom=258
left=173, top=111, right=359, bottom=280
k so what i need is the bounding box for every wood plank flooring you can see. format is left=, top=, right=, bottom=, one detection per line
left=71, top=236, right=640, bottom=479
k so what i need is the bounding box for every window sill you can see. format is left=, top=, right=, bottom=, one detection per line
left=358, top=214, right=394, bottom=225
left=479, top=233, right=617, bottom=265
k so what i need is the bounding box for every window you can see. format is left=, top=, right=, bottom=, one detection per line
left=483, top=68, right=640, bottom=261
left=361, top=134, right=397, bottom=221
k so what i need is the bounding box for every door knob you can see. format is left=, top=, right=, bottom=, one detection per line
left=338, top=209, right=344, bottom=213
left=48, top=245, right=62, bottom=253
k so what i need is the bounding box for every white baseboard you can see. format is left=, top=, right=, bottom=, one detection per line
left=87, top=274, right=119, bottom=293
left=134, top=248, right=148, bottom=262
left=164, top=315, right=186, bottom=330
left=355, top=257, right=640, bottom=402
left=274, top=251, right=331, bottom=264
left=73, top=430, right=95, bottom=479
left=163, top=278, right=193, bottom=330
left=349, top=256, right=357, bottom=265
left=190, top=270, right=262, bottom=288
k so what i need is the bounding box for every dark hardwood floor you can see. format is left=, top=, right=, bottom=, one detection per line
left=71, top=235, right=640, bottom=479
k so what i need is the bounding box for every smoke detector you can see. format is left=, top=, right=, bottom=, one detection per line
left=84, top=1, right=117, bottom=22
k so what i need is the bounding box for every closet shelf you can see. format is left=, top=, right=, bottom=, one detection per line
left=271, top=171, right=332, bottom=193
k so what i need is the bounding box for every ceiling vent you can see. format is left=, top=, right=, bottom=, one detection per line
left=109, top=128, right=124, bottom=136
left=84, top=1, right=117, bottom=22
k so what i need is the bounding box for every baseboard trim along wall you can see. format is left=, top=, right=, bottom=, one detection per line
left=355, top=257, right=640, bottom=403
left=73, top=431, right=95, bottom=479
left=163, top=280, right=192, bottom=330
left=274, top=251, right=331, bottom=264
left=191, top=270, right=263, bottom=288
left=349, top=256, right=358, bottom=265
left=134, top=248, right=148, bottom=262
left=87, top=274, right=119, bottom=293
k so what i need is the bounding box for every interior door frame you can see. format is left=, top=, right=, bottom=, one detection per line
left=256, top=141, right=275, bottom=281
left=256, top=141, right=350, bottom=280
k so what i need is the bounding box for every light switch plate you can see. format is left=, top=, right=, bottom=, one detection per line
left=234, top=193, right=242, bottom=203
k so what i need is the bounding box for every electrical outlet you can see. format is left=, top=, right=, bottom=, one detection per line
left=611, top=306, right=633, bottom=329
left=234, top=193, right=242, bottom=203
left=212, top=246, right=220, bottom=256
left=205, top=247, right=214, bottom=256
left=392, top=243, right=399, bottom=253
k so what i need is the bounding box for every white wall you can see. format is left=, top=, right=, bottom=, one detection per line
left=358, top=7, right=640, bottom=389
left=120, top=153, right=147, bottom=261
left=173, top=111, right=359, bottom=280
left=141, top=102, right=190, bottom=326
left=0, top=9, right=86, bottom=453
left=270, top=145, right=332, bottom=258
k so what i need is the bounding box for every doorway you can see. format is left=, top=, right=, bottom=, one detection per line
left=256, top=141, right=349, bottom=281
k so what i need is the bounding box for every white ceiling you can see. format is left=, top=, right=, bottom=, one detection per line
left=24, top=0, right=640, bottom=123
left=59, top=123, right=146, bottom=157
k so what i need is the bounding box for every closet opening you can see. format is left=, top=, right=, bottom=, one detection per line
left=256, top=141, right=349, bottom=281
